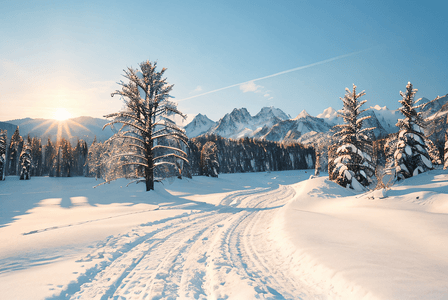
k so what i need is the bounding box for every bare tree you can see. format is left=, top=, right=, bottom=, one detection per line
left=103, top=60, right=188, bottom=191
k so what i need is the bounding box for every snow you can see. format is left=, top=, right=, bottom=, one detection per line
left=294, top=109, right=311, bottom=120
left=277, top=171, right=448, bottom=299
left=405, top=145, right=412, bottom=156
left=1, top=170, right=448, bottom=299
left=421, top=154, right=433, bottom=168
left=369, top=105, right=400, bottom=132
left=317, top=107, right=338, bottom=119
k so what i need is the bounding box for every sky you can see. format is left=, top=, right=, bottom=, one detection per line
left=1, top=0, right=447, bottom=123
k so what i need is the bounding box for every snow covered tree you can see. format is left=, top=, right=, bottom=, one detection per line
left=330, top=84, right=375, bottom=190
left=444, top=132, right=448, bottom=170
left=200, top=141, right=219, bottom=177
left=8, top=126, right=23, bottom=176
left=425, top=139, right=442, bottom=166
left=0, top=130, right=6, bottom=180
left=57, top=139, right=72, bottom=177
left=30, top=137, right=43, bottom=176
left=394, top=82, right=433, bottom=179
left=19, top=143, right=32, bottom=180
left=43, top=138, right=55, bottom=176
left=87, top=138, right=107, bottom=179
left=104, top=60, right=188, bottom=191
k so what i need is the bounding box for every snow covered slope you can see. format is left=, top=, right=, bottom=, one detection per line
left=1, top=170, right=447, bottom=299
left=276, top=170, right=448, bottom=299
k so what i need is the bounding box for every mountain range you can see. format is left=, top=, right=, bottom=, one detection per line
left=1, top=94, right=447, bottom=145
left=184, top=95, right=448, bottom=145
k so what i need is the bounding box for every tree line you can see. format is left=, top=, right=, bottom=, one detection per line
left=188, top=135, right=315, bottom=176
left=0, top=126, right=89, bottom=179
left=0, top=127, right=315, bottom=182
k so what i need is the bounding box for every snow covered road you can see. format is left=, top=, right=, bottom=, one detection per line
left=62, top=184, right=315, bottom=299
left=1, top=171, right=322, bottom=300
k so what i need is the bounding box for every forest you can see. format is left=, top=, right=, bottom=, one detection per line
left=0, top=127, right=315, bottom=182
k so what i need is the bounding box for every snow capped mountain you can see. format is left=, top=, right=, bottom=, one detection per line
left=256, top=110, right=333, bottom=142
left=369, top=105, right=400, bottom=134
left=421, top=94, right=448, bottom=119
left=210, top=108, right=253, bottom=139
left=316, top=107, right=342, bottom=125
left=362, top=109, right=390, bottom=138
left=183, top=103, right=406, bottom=143
left=254, top=106, right=290, bottom=122
left=184, top=113, right=216, bottom=138
left=191, top=107, right=291, bottom=140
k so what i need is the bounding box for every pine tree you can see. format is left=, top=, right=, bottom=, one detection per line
left=60, top=138, right=73, bottom=177
left=394, top=82, right=433, bottom=179
left=104, top=60, right=189, bottom=191
left=30, top=137, right=42, bottom=176
left=0, top=130, right=7, bottom=180
left=330, top=84, right=375, bottom=190
left=19, top=143, right=32, bottom=180
left=200, top=141, right=219, bottom=177
left=314, top=144, right=322, bottom=176
left=87, top=138, right=106, bottom=179
left=444, top=132, right=448, bottom=170
left=425, top=139, right=442, bottom=166
left=43, top=138, right=55, bottom=176
left=8, top=127, right=23, bottom=175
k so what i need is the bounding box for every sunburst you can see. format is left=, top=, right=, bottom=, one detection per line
left=53, top=108, right=71, bottom=121
left=28, top=115, right=92, bottom=144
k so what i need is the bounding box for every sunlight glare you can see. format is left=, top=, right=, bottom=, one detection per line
left=53, top=108, right=72, bottom=121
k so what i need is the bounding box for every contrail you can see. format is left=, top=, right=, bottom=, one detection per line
left=177, top=49, right=367, bottom=102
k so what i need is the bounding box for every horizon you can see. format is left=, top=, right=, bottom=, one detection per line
left=1, top=1, right=447, bottom=122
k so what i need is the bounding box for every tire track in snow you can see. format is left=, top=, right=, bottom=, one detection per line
left=57, top=183, right=323, bottom=299
left=203, top=185, right=302, bottom=299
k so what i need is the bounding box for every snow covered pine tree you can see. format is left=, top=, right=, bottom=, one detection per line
left=104, top=60, right=188, bottom=191
left=394, top=82, right=433, bottom=179
left=445, top=132, right=448, bottom=170
left=200, top=141, right=219, bottom=177
left=330, top=84, right=375, bottom=190
left=0, top=130, right=6, bottom=180
left=19, top=143, right=32, bottom=180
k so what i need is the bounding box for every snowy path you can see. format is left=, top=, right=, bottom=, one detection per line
left=54, top=184, right=314, bottom=300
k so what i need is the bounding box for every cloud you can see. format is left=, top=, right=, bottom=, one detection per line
left=239, top=81, right=263, bottom=93
left=190, top=85, right=203, bottom=94
left=264, top=93, right=270, bottom=98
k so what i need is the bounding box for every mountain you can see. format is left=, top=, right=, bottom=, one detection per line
left=3, top=117, right=115, bottom=144
left=316, top=107, right=343, bottom=127
left=206, top=107, right=290, bottom=139
left=421, top=94, right=448, bottom=119
left=0, top=121, right=17, bottom=141
left=184, top=114, right=216, bottom=138
left=255, top=110, right=333, bottom=142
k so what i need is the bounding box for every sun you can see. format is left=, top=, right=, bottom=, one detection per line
left=53, top=107, right=72, bottom=121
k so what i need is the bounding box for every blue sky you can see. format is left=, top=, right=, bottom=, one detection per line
left=1, top=0, right=447, bottom=122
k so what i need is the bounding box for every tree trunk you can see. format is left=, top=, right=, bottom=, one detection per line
left=145, top=117, right=154, bottom=191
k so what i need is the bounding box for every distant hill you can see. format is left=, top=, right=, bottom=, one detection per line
left=0, top=121, right=17, bottom=141
left=2, top=116, right=115, bottom=144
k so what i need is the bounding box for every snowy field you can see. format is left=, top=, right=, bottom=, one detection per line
left=1, top=170, right=448, bottom=299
